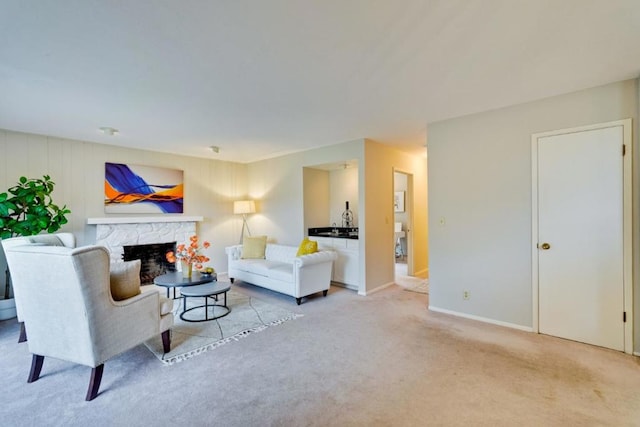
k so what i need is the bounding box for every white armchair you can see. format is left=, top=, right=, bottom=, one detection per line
left=4, top=244, right=174, bottom=401
left=1, top=232, right=76, bottom=342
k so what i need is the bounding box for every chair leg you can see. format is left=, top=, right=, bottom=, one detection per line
left=161, top=330, right=171, bottom=353
left=230, top=278, right=234, bottom=284
left=28, top=354, right=44, bottom=383
left=18, top=322, right=27, bottom=343
left=86, top=364, right=104, bottom=401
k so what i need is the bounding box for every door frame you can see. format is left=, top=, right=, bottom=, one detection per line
left=393, top=169, right=414, bottom=276
left=531, top=119, right=633, bottom=353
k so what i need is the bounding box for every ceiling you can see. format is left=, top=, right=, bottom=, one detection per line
left=1, top=1, right=639, bottom=163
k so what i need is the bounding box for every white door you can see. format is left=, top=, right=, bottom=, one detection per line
left=537, top=125, right=625, bottom=351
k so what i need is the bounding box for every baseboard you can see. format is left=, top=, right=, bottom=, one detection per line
left=358, top=281, right=395, bottom=296
left=413, top=268, right=429, bottom=278
left=428, top=305, right=533, bottom=332
left=633, top=351, right=640, bottom=357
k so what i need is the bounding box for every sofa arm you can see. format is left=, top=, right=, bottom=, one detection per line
left=293, top=250, right=338, bottom=267
left=225, top=245, right=243, bottom=260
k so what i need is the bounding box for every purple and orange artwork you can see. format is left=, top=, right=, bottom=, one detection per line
left=104, top=162, right=184, bottom=214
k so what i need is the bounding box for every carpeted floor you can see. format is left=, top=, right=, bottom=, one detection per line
left=403, top=280, right=428, bottom=294
left=395, top=274, right=429, bottom=294
left=145, top=290, right=302, bottom=364
left=1, top=281, right=639, bottom=426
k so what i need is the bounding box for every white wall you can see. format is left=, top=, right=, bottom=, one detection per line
left=0, top=129, right=248, bottom=276
left=303, top=167, right=330, bottom=230
left=0, top=130, right=429, bottom=298
left=248, top=138, right=428, bottom=294
left=329, top=166, right=359, bottom=227
left=247, top=140, right=365, bottom=247
left=427, top=79, right=639, bottom=341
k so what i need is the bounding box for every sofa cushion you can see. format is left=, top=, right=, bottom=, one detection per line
left=110, top=260, right=142, bottom=301
left=245, top=260, right=289, bottom=276
left=242, top=235, right=267, bottom=259
left=268, top=263, right=294, bottom=282
left=296, top=237, right=318, bottom=256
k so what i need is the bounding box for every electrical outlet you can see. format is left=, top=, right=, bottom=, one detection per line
left=463, top=291, right=470, bottom=300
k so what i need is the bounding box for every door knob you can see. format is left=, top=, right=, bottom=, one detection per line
left=540, top=243, right=551, bottom=250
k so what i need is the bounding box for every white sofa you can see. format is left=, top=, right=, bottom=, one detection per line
left=225, top=243, right=337, bottom=305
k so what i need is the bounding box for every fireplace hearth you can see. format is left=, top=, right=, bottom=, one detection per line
left=123, top=242, right=176, bottom=285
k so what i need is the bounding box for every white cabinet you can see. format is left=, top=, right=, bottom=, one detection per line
left=312, top=237, right=359, bottom=289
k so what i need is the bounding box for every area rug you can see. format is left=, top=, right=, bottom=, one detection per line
left=145, top=290, right=302, bottom=365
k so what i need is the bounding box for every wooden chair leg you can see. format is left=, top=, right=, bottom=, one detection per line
left=28, top=354, right=44, bottom=383
left=18, top=322, right=27, bottom=343
left=161, top=330, right=171, bottom=353
left=86, top=364, right=104, bottom=401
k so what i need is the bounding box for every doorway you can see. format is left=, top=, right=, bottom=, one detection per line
left=531, top=119, right=632, bottom=353
left=394, top=170, right=414, bottom=281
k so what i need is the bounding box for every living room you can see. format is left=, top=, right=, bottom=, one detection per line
left=2, top=1, right=640, bottom=425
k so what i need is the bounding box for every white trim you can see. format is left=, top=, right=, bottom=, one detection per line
left=358, top=281, right=395, bottom=296
left=531, top=119, right=633, bottom=354
left=413, top=268, right=429, bottom=278
left=428, top=306, right=533, bottom=332
left=87, top=216, right=203, bottom=225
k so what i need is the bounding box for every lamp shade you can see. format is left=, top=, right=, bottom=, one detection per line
left=233, top=200, right=256, bottom=215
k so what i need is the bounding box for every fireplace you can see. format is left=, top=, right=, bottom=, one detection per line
left=87, top=216, right=203, bottom=283
left=123, top=242, right=177, bottom=285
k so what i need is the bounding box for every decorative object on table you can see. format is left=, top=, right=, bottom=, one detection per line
left=166, top=235, right=210, bottom=279
left=200, top=266, right=216, bottom=276
left=341, top=201, right=353, bottom=227
left=0, top=175, right=71, bottom=319
left=104, top=162, right=184, bottom=214
left=233, top=200, right=256, bottom=244
left=144, top=289, right=302, bottom=365
left=394, top=191, right=405, bottom=212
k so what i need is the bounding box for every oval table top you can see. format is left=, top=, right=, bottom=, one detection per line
left=179, top=282, right=231, bottom=297
left=153, top=271, right=216, bottom=288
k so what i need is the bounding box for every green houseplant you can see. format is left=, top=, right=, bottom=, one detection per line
left=0, top=175, right=71, bottom=300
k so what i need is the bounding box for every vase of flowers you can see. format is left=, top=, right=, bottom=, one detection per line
left=166, top=235, right=210, bottom=279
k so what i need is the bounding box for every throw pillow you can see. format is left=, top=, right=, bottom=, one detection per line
left=110, top=260, right=142, bottom=301
left=242, top=235, right=267, bottom=259
left=296, top=237, right=318, bottom=256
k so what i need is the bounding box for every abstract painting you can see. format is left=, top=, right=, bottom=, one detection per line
left=105, top=163, right=184, bottom=214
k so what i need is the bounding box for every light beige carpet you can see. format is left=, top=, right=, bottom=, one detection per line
left=395, top=275, right=429, bottom=294
left=404, top=280, right=429, bottom=294
left=145, top=289, right=302, bottom=364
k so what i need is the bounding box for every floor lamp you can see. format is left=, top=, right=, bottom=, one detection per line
left=234, top=200, right=256, bottom=244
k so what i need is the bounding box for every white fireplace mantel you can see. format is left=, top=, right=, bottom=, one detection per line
left=87, top=216, right=203, bottom=225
